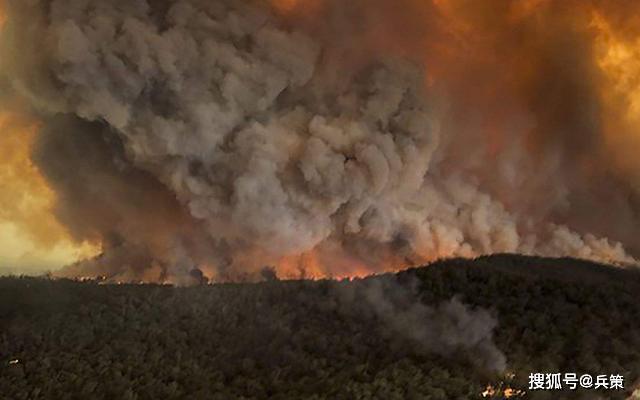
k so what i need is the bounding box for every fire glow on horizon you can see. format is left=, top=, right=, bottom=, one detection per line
left=0, top=2, right=99, bottom=272
left=1, top=0, right=640, bottom=282
left=0, top=112, right=100, bottom=272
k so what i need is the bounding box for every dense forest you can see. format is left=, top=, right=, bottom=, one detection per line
left=2, top=254, right=640, bottom=399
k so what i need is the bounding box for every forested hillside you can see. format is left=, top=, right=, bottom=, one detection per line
left=2, top=254, right=640, bottom=399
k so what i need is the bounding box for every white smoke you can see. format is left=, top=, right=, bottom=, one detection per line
left=0, top=0, right=634, bottom=279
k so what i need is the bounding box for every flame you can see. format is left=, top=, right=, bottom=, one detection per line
left=503, top=387, right=525, bottom=398
left=277, top=251, right=326, bottom=279
left=481, top=383, right=525, bottom=398
left=481, top=384, right=497, bottom=398
left=0, top=112, right=100, bottom=273
left=273, top=250, right=375, bottom=280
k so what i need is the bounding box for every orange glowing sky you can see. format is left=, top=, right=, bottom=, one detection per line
left=0, top=112, right=99, bottom=274
left=591, top=10, right=640, bottom=177
left=2, top=0, right=640, bottom=275
left=0, top=3, right=98, bottom=274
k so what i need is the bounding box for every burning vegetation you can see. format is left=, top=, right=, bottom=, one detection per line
left=3, top=2, right=640, bottom=399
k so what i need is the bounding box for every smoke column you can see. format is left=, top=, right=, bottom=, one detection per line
left=1, top=0, right=639, bottom=281
left=333, top=275, right=507, bottom=372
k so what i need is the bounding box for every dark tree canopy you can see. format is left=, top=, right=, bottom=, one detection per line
left=2, top=254, right=640, bottom=399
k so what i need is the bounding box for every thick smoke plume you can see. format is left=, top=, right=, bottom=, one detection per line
left=1, top=0, right=639, bottom=280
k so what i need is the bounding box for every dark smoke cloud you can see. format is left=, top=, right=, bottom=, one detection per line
left=0, top=0, right=637, bottom=281
left=30, top=115, right=222, bottom=282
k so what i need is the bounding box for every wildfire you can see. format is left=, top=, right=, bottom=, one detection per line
left=277, top=251, right=328, bottom=279
left=0, top=112, right=100, bottom=272
left=282, top=251, right=377, bottom=280
left=481, top=371, right=525, bottom=398
left=481, top=384, right=497, bottom=397
left=2, top=0, right=640, bottom=281
left=481, top=383, right=526, bottom=398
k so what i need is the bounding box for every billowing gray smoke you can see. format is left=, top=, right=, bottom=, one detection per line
left=334, top=275, right=507, bottom=372
left=0, top=0, right=636, bottom=281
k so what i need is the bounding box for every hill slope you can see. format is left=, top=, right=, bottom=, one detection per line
left=2, top=254, right=640, bottom=399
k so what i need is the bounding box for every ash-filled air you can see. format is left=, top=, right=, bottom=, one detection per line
left=1, top=0, right=639, bottom=281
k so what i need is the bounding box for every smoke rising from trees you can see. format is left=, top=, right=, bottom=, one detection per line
left=0, top=0, right=638, bottom=280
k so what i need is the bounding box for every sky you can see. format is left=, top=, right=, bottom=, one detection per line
left=1, top=0, right=640, bottom=280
